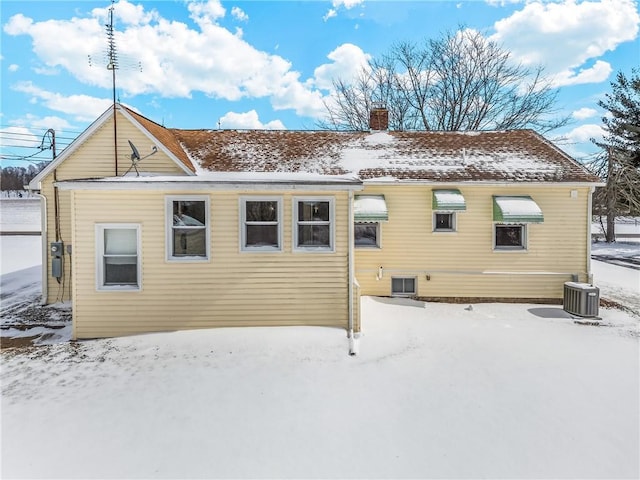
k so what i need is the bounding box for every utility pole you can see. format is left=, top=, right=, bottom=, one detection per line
left=106, top=0, right=118, bottom=176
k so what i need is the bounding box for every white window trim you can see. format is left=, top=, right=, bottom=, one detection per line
left=240, top=196, right=283, bottom=252
left=391, top=276, right=417, bottom=297
left=165, top=195, right=210, bottom=262
left=493, top=223, right=528, bottom=252
left=95, top=223, right=141, bottom=292
left=433, top=211, right=457, bottom=233
left=354, top=222, right=381, bottom=249
left=293, top=196, right=335, bottom=253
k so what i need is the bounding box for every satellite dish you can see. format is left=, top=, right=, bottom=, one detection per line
left=124, top=140, right=158, bottom=176
left=128, top=140, right=141, bottom=160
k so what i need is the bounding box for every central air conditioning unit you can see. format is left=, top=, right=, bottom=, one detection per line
left=563, top=282, right=600, bottom=318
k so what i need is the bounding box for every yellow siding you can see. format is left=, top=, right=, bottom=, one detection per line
left=40, top=111, right=189, bottom=303
left=70, top=190, right=351, bottom=338
left=355, top=184, right=592, bottom=300
left=56, top=112, right=186, bottom=179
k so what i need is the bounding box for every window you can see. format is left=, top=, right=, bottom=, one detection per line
left=166, top=196, right=209, bottom=261
left=392, top=277, right=416, bottom=296
left=241, top=197, right=282, bottom=251
left=433, top=212, right=456, bottom=232
left=96, top=224, right=141, bottom=291
left=494, top=224, right=526, bottom=250
left=294, top=197, right=334, bottom=251
left=355, top=222, right=380, bottom=248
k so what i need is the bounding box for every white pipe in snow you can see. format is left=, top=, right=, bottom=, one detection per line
left=348, top=329, right=359, bottom=356
left=347, top=190, right=357, bottom=355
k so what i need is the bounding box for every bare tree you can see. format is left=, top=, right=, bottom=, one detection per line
left=321, top=28, right=568, bottom=133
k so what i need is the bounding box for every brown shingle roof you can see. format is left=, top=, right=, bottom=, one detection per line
left=121, top=106, right=196, bottom=173
left=170, top=129, right=600, bottom=183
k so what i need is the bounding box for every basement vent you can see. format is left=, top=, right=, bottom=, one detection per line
left=563, top=282, right=599, bottom=318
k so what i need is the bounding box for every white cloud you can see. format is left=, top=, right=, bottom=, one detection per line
left=8, top=64, right=19, bottom=72
left=187, top=0, right=226, bottom=25
left=92, top=0, right=158, bottom=26
left=490, top=0, right=640, bottom=87
left=12, top=114, right=73, bottom=133
left=3, top=13, right=33, bottom=35
left=11, top=82, right=113, bottom=121
left=324, top=0, right=364, bottom=20
left=0, top=126, right=39, bottom=149
left=32, top=65, right=59, bottom=76
left=231, top=6, right=249, bottom=22
left=566, top=123, right=605, bottom=144
left=552, top=60, right=613, bottom=87
left=218, top=110, right=285, bottom=130
left=313, top=43, right=371, bottom=91
left=4, top=0, right=331, bottom=120
left=323, top=9, right=338, bottom=22
left=572, top=107, right=598, bottom=120
left=333, top=0, right=365, bottom=8
left=556, top=123, right=606, bottom=159
left=485, top=0, right=526, bottom=6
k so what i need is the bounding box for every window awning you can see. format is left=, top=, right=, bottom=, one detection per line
left=354, top=195, right=388, bottom=222
left=492, top=196, right=544, bottom=223
left=432, top=189, right=466, bottom=211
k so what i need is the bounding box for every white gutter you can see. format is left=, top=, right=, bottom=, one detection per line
left=348, top=189, right=359, bottom=356
left=363, top=180, right=606, bottom=188
left=34, top=192, right=48, bottom=305
left=55, top=179, right=363, bottom=192
left=587, top=186, right=595, bottom=284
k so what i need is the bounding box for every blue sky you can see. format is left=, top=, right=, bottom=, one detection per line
left=1, top=0, right=639, bottom=168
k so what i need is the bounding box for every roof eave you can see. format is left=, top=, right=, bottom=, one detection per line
left=55, top=178, right=364, bottom=192
left=28, top=105, right=116, bottom=190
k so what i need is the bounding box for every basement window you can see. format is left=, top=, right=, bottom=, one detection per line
left=391, top=277, right=416, bottom=297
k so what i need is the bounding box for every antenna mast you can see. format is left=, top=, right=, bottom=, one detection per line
left=106, top=0, right=119, bottom=175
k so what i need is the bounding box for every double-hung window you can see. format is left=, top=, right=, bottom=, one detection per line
left=241, top=197, right=282, bottom=251
left=294, top=197, right=334, bottom=252
left=96, top=224, right=141, bottom=291
left=166, top=196, right=209, bottom=261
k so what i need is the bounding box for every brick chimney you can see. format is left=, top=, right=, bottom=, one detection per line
left=369, top=105, right=389, bottom=131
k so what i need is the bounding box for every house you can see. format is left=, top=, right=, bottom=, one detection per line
left=28, top=104, right=602, bottom=340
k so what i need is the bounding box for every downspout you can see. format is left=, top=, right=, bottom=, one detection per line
left=35, top=191, right=48, bottom=305
left=348, top=190, right=359, bottom=356
left=587, top=186, right=595, bottom=284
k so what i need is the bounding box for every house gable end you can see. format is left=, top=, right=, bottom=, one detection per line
left=29, top=105, right=195, bottom=190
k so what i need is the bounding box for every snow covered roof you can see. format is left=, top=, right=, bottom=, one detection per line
left=169, top=129, right=601, bottom=184
left=121, top=106, right=196, bottom=174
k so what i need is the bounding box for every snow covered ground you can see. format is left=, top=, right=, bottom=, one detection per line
left=1, top=297, right=638, bottom=479
left=1, top=200, right=639, bottom=478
